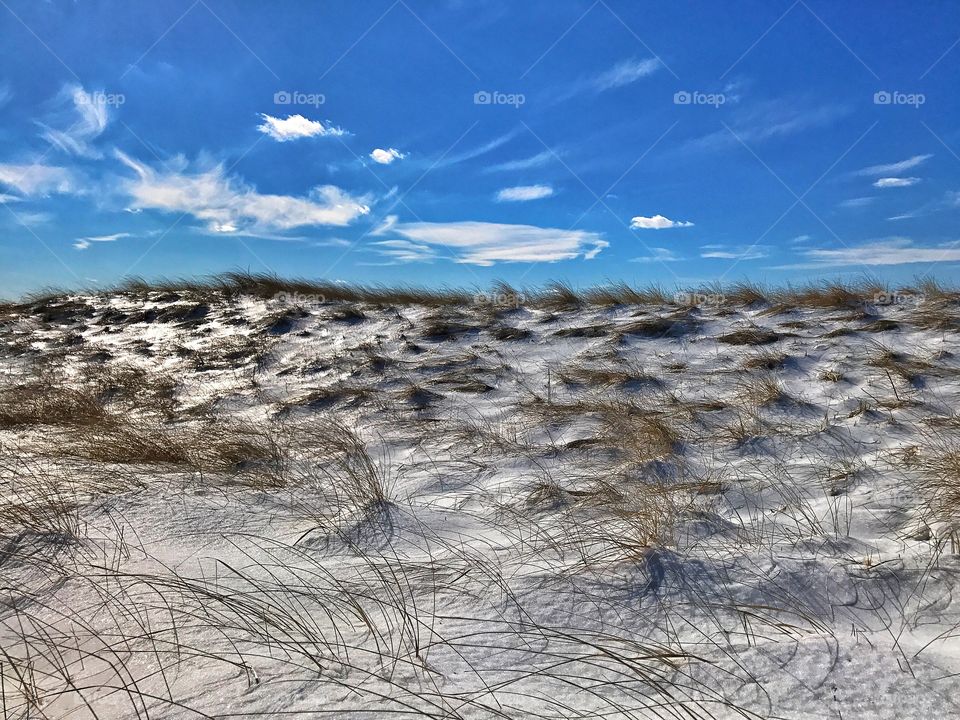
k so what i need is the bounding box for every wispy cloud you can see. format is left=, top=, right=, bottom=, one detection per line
left=371, top=238, right=436, bottom=263
left=435, top=129, right=520, bottom=168
left=73, top=232, right=132, bottom=250
left=855, top=154, right=932, bottom=176
left=838, top=196, right=875, bottom=209
left=38, top=84, right=112, bottom=158
left=376, top=220, right=607, bottom=265
left=630, top=247, right=683, bottom=263
left=257, top=114, right=345, bottom=141
left=775, top=237, right=960, bottom=269
left=495, top=184, right=553, bottom=202
left=700, top=244, right=769, bottom=260
left=874, top=177, right=920, bottom=188
left=116, top=151, right=370, bottom=233
left=887, top=189, right=960, bottom=221
left=680, top=100, right=849, bottom=154
left=554, top=57, right=661, bottom=103
left=592, top=58, right=661, bottom=92
left=630, top=214, right=693, bottom=230
left=0, top=163, right=78, bottom=196
left=369, top=148, right=406, bottom=165
left=484, top=150, right=555, bottom=173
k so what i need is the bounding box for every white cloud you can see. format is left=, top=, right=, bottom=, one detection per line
left=256, top=114, right=345, bottom=141
left=630, top=214, right=693, bottom=230
left=370, top=214, right=399, bottom=236
left=369, top=148, right=406, bottom=165
left=484, top=150, right=555, bottom=173
left=435, top=129, right=520, bottom=168
left=856, top=154, right=932, bottom=176
left=700, top=244, right=769, bottom=260
left=839, top=196, right=875, bottom=208
left=555, top=58, right=661, bottom=102
left=680, top=101, right=849, bottom=154
left=776, top=237, right=960, bottom=269
left=0, top=163, right=77, bottom=196
left=495, top=184, right=554, bottom=202
left=73, top=232, right=131, bottom=250
left=592, top=58, right=661, bottom=92
left=0, top=193, right=22, bottom=203
left=116, top=151, right=370, bottom=233
left=377, top=220, right=607, bottom=265
left=371, top=238, right=437, bottom=263
left=874, top=177, right=920, bottom=188
left=630, top=247, right=682, bottom=263
left=39, top=84, right=111, bottom=158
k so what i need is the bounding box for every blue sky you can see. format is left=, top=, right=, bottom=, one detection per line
left=1, top=0, right=959, bottom=296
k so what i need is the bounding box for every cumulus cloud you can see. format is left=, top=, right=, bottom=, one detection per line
left=369, top=148, right=406, bottom=165
left=495, top=184, right=554, bottom=202
left=115, top=151, right=370, bottom=233
left=39, top=84, right=112, bottom=158
left=856, top=154, right=932, bottom=176
left=256, top=114, right=345, bottom=141
left=874, top=177, right=920, bottom=188
left=376, top=220, right=607, bottom=265
left=0, top=163, right=77, bottom=196
left=776, top=237, right=960, bottom=269
left=630, top=214, right=693, bottom=230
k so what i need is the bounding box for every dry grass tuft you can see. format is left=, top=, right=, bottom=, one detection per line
left=742, top=350, right=788, bottom=371
left=737, top=373, right=788, bottom=406
left=620, top=315, right=699, bottom=339
left=724, top=280, right=769, bottom=306
left=718, top=327, right=781, bottom=345
left=0, top=381, right=106, bottom=429
left=558, top=361, right=661, bottom=389
left=533, top=280, right=582, bottom=312
left=553, top=323, right=612, bottom=338
left=491, top=324, right=531, bottom=341
left=772, top=280, right=882, bottom=309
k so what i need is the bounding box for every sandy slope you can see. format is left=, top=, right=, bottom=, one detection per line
left=1, top=289, right=959, bottom=718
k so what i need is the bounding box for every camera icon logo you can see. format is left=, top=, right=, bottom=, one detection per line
left=673, top=90, right=692, bottom=105
left=474, top=90, right=492, bottom=105
left=873, top=90, right=891, bottom=105
left=274, top=91, right=292, bottom=105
